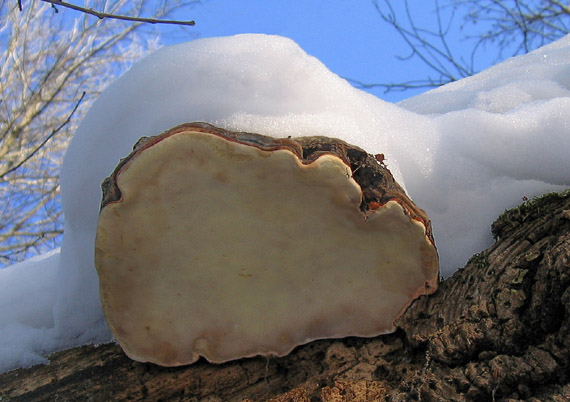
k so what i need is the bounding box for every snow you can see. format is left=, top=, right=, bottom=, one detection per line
left=1, top=33, right=569, bottom=373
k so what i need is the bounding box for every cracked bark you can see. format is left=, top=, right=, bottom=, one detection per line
left=1, top=190, right=569, bottom=401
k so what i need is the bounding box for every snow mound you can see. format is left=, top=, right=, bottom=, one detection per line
left=1, top=33, right=569, bottom=373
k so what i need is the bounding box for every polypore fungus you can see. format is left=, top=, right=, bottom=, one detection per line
left=95, top=122, right=439, bottom=366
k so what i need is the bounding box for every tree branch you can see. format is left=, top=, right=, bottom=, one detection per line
left=0, top=92, right=85, bottom=180
left=41, top=0, right=196, bottom=26
left=356, top=0, right=568, bottom=96
left=345, top=77, right=442, bottom=93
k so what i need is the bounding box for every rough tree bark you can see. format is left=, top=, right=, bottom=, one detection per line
left=1, top=190, right=569, bottom=401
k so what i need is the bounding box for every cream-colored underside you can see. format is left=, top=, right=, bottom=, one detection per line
left=95, top=131, right=437, bottom=366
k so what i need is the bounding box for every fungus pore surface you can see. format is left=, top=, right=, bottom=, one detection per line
left=95, top=123, right=438, bottom=366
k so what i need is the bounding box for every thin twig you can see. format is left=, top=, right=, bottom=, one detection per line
left=41, top=0, right=196, bottom=26
left=0, top=92, right=86, bottom=180
left=345, top=77, right=443, bottom=93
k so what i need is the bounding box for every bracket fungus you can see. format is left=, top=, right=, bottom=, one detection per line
left=95, top=122, right=439, bottom=366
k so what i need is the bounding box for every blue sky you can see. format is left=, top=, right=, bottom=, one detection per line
left=163, top=0, right=483, bottom=103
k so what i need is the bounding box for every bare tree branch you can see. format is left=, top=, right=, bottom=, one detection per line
left=370, top=0, right=475, bottom=89
left=0, top=92, right=85, bottom=180
left=41, top=0, right=196, bottom=26
left=344, top=77, right=442, bottom=94
left=351, top=0, right=569, bottom=95
left=0, top=0, right=202, bottom=266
